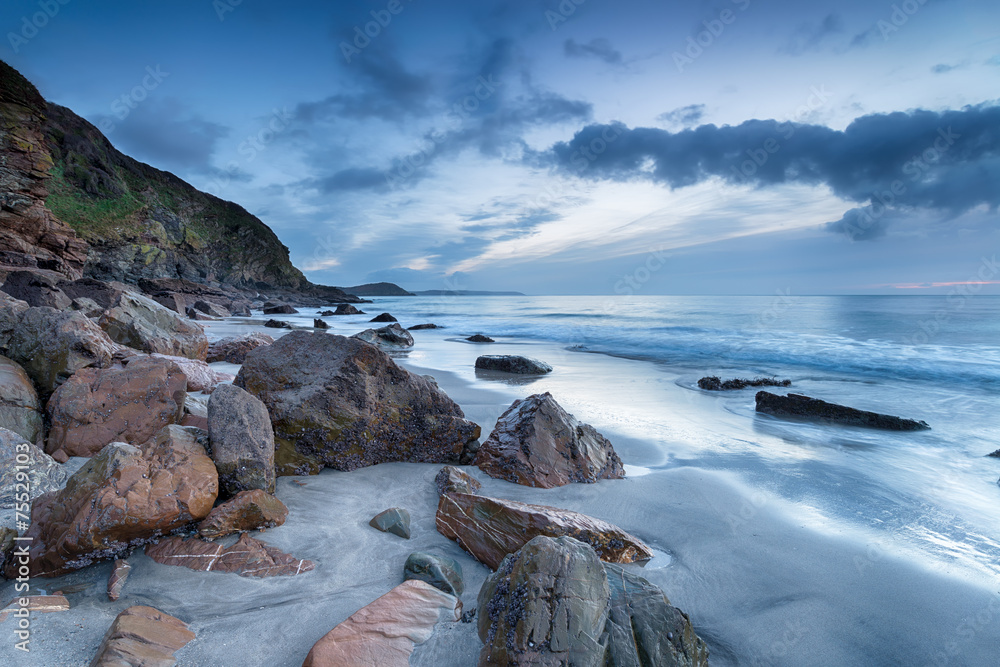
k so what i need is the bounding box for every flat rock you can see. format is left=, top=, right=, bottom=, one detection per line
left=408, top=323, right=440, bottom=330
left=45, top=356, right=187, bottom=459
left=99, top=292, right=209, bottom=360
left=146, top=533, right=313, bottom=578
left=0, top=354, right=42, bottom=442
left=263, top=303, right=298, bottom=314
left=208, top=383, right=276, bottom=496
left=206, top=332, right=274, bottom=364
left=369, top=312, right=398, bottom=322
left=755, top=391, right=931, bottom=430
left=436, top=492, right=652, bottom=570
left=475, top=355, right=552, bottom=375
left=302, top=579, right=460, bottom=667
left=435, top=465, right=481, bottom=496
left=0, top=594, right=69, bottom=623
left=90, top=605, right=195, bottom=667
left=475, top=392, right=625, bottom=489
left=107, top=559, right=131, bottom=602
left=698, top=375, right=790, bottom=391
left=198, top=489, right=288, bottom=539
left=0, top=427, right=68, bottom=508
left=466, top=334, right=494, bottom=343
left=7, top=426, right=218, bottom=577
left=369, top=507, right=411, bottom=539
left=234, top=331, right=480, bottom=474
left=404, top=551, right=464, bottom=596
left=352, top=323, right=414, bottom=348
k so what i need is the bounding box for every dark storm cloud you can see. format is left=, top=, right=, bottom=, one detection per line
left=780, top=13, right=844, bottom=55
left=563, top=38, right=623, bottom=65
left=548, top=105, right=1000, bottom=239
left=658, top=104, right=706, bottom=126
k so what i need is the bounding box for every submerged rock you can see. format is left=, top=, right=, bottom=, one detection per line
left=436, top=492, right=652, bottom=570
left=466, top=334, right=494, bottom=343
left=45, top=356, right=187, bottom=459
left=235, top=331, right=480, bottom=474
left=475, top=392, right=625, bottom=489
left=206, top=332, right=274, bottom=364
left=197, top=489, right=288, bottom=539
left=435, top=465, right=481, bottom=496
left=755, top=391, right=931, bottom=430
left=264, top=318, right=291, bottom=329
left=302, top=579, right=460, bottom=667
left=146, top=533, right=313, bottom=578
left=404, top=551, right=464, bottom=596
left=987, top=449, right=1000, bottom=458
left=0, top=354, right=43, bottom=443
left=0, top=427, right=68, bottom=508
left=370, top=507, right=411, bottom=539
left=98, top=292, right=209, bottom=360
left=208, top=383, right=276, bottom=496
left=475, top=355, right=552, bottom=375
left=352, top=323, right=414, bottom=348
left=698, top=375, right=790, bottom=391
left=408, top=323, right=440, bottom=330
left=90, top=605, right=195, bottom=667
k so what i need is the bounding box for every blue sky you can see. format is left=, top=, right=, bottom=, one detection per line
left=3, top=0, right=999, bottom=294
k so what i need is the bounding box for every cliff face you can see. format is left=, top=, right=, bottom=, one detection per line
left=1, top=60, right=310, bottom=291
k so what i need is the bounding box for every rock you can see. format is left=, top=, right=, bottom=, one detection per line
left=302, top=579, right=460, bottom=667
left=755, top=391, right=931, bottom=430
left=206, top=332, right=274, bottom=364
left=0, top=270, right=71, bottom=309
left=234, top=331, right=481, bottom=475
left=0, top=305, right=117, bottom=399
left=57, top=278, right=129, bottom=310
left=475, top=355, right=552, bottom=375
left=193, top=300, right=230, bottom=318
left=70, top=296, right=104, bottom=317
left=99, top=292, right=209, bottom=360
left=369, top=312, right=398, bottom=323
left=0, top=527, right=15, bottom=568
left=8, top=426, right=218, bottom=577
left=698, top=375, right=790, bottom=391
left=604, top=562, right=710, bottom=666
left=181, top=394, right=209, bottom=430
left=197, top=489, right=288, bottom=539
left=150, top=353, right=233, bottom=393
left=151, top=292, right=188, bottom=316
left=332, top=303, right=363, bottom=315
left=264, top=318, right=291, bottom=329
left=45, top=356, right=187, bottom=459
left=435, top=465, right=481, bottom=496
left=0, top=355, right=43, bottom=442
left=475, top=393, right=625, bottom=489
left=89, top=605, right=195, bottom=667
left=313, top=318, right=329, bottom=330
left=370, top=508, right=411, bottom=539
left=0, top=594, right=70, bottom=623
left=436, top=492, right=652, bottom=570
left=146, top=533, right=313, bottom=578
left=352, top=323, right=414, bottom=348
left=467, top=334, right=494, bottom=343
left=478, top=535, right=610, bottom=667
left=987, top=449, right=1000, bottom=458
left=0, top=427, right=68, bottom=508
left=318, top=310, right=335, bottom=316
left=408, top=323, right=440, bottom=330
left=187, top=308, right=217, bottom=321
left=263, top=303, right=298, bottom=314
left=107, top=559, right=131, bottom=602
left=404, top=552, right=464, bottom=596
left=207, top=383, right=276, bottom=496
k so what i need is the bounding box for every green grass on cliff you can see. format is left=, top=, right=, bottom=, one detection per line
left=46, top=164, right=145, bottom=239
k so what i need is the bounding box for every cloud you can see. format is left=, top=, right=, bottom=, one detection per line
left=657, top=104, right=706, bottom=127
left=780, top=13, right=844, bottom=55
left=931, top=61, right=969, bottom=74
left=563, top=38, right=623, bottom=65
left=546, top=104, right=1000, bottom=240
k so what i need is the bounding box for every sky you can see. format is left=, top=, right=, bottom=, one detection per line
left=2, top=0, right=999, bottom=295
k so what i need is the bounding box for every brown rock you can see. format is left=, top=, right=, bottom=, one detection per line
left=436, top=492, right=652, bottom=570
left=475, top=392, right=625, bottom=489
left=107, top=559, right=131, bottom=601
left=57, top=278, right=129, bottom=310
left=99, top=292, right=209, bottom=360
left=193, top=300, right=230, bottom=318
left=89, top=605, right=195, bottom=667
left=151, top=292, right=187, bottom=316
left=206, top=332, right=274, bottom=364
left=0, top=270, right=71, bottom=309
left=302, top=579, right=460, bottom=667
left=234, top=331, right=480, bottom=475
left=0, top=354, right=42, bottom=443
left=150, top=353, right=233, bottom=393
left=45, top=356, right=187, bottom=459
left=0, top=594, right=69, bottom=622
left=435, top=465, right=481, bottom=496
left=8, top=426, right=218, bottom=577
left=146, top=533, right=313, bottom=578
left=197, top=490, right=288, bottom=539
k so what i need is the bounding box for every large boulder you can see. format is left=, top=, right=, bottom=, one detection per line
left=56, top=277, right=129, bottom=310
left=0, top=305, right=117, bottom=399
left=207, top=383, right=275, bottom=496
left=0, top=427, right=68, bottom=508
left=197, top=489, right=288, bottom=539
left=150, top=353, right=233, bottom=392
left=45, top=356, right=187, bottom=459
left=604, top=562, right=710, bottom=666
left=478, top=535, right=611, bottom=667
left=206, top=332, right=274, bottom=364
left=234, top=331, right=481, bottom=475
left=145, top=533, right=313, bottom=578
left=0, top=355, right=42, bottom=442
left=302, top=579, right=461, bottom=667
left=0, top=270, right=71, bottom=309
left=90, top=605, right=195, bottom=667
left=755, top=391, right=931, bottom=430
left=98, top=292, right=209, bottom=360
left=474, top=393, right=625, bottom=489
left=352, top=323, right=414, bottom=349
left=8, top=426, right=218, bottom=577
left=475, top=355, right=552, bottom=375
left=436, top=492, right=652, bottom=570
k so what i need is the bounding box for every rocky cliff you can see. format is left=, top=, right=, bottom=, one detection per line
left=0, top=60, right=327, bottom=294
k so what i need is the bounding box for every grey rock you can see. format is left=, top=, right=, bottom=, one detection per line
left=408, top=323, right=440, bottom=330
left=369, top=507, right=411, bottom=539
left=313, top=318, right=329, bottom=330
left=98, top=292, right=209, bottom=360
left=264, top=318, right=291, bottom=329
left=435, top=465, right=481, bottom=496
left=0, top=355, right=42, bottom=443
left=263, top=303, right=298, bottom=315
left=332, top=304, right=363, bottom=315
left=352, top=323, right=414, bottom=348
left=467, top=334, right=494, bottom=343
left=0, top=427, right=68, bottom=509
left=369, top=312, right=398, bottom=323
left=70, top=297, right=104, bottom=318
left=208, top=383, right=276, bottom=497
left=0, top=270, right=71, bottom=309
left=755, top=391, right=930, bottom=430
left=475, top=355, right=552, bottom=375
left=405, top=551, right=464, bottom=596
